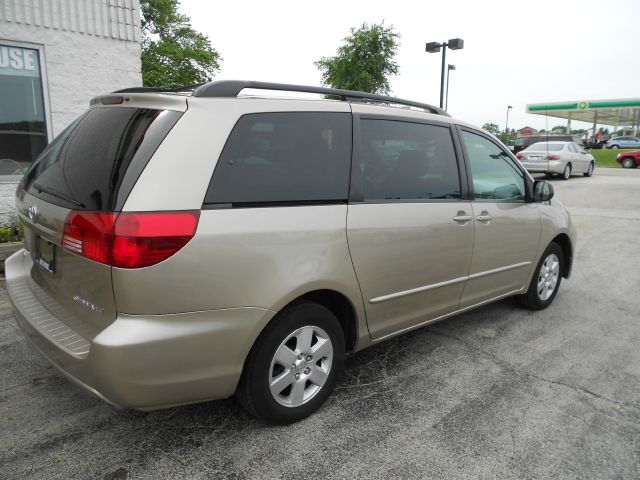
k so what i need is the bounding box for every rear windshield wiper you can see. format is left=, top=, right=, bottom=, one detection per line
left=32, top=182, right=86, bottom=208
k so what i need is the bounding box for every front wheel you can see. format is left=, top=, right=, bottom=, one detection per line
left=621, top=157, right=635, bottom=169
left=583, top=162, right=594, bottom=177
left=516, top=242, right=563, bottom=310
left=237, top=302, right=345, bottom=424
left=561, top=163, right=572, bottom=180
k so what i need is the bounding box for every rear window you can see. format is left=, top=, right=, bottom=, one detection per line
left=527, top=143, right=564, bottom=151
left=204, top=112, right=351, bottom=206
left=22, top=107, right=182, bottom=211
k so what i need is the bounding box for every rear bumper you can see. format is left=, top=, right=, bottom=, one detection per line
left=6, top=249, right=274, bottom=410
left=521, top=160, right=563, bottom=174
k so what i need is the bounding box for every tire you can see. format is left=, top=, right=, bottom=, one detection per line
left=237, top=301, right=345, bottom=424
left=610, top=145, right=619, bottom=149
left=516, top=242, right=563, bottom=310
left=561, top=163, right=572, bottom=180
left=583, top=162, right=594, bottom=177
left=621, top=157, right=635, bottom=169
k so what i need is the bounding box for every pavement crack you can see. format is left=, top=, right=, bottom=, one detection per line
left=427, top=328, right=640, bottom=421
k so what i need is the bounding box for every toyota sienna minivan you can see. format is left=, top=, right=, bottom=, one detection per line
left=7, top=80, right=575, bottom=424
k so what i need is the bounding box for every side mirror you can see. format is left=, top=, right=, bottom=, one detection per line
left=533, top=180, right=554, bottom=202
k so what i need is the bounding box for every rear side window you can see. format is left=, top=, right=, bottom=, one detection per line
left=357, top=119, right=460, bottom=200
left=22, top=107, right=182, bottom=211
left=204, top=112, right=351, bottom=205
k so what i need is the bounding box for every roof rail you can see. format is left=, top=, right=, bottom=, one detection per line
left=113, top=84, right=201, bottom=94
left=192, top=80, right=448, bottom=116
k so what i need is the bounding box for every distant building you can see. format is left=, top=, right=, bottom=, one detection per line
left=0, top=0, right=142, bottom=224
left=517, top=126, right=538, bottom=137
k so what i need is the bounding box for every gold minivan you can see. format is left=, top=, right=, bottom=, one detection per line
left=6, top=81, right=575, bottom=424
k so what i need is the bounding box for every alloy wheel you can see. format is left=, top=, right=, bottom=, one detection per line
left=269, top=325, right=333, bottom=408
left=537, top=253, right=560, bottom=301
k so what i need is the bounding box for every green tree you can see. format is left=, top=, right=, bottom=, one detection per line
left=140, top=0, right=221, bottom=88
left=482, top=123, right=501, bottom=135
left=315, top=23, right=400, bottom=94
left=551, top=125, right=567, bottom=134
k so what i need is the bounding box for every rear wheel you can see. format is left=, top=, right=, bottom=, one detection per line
left=621, top=157, right=635, bottom=169
left=561, top=163, right=572, bottom=180
left=516, top=242, right=563, bottom=310
left=237, top=302, right=345, bottom=424
left=583, top=162, right=594, bottom=177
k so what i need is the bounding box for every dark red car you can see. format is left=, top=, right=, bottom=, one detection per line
left=617, top=151, right=640, bottom=168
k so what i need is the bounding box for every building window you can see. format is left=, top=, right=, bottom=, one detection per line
left=0, top=43, right=48, bottom=177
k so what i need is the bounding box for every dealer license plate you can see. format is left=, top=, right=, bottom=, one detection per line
left=36, top=236, right=57, bottom=274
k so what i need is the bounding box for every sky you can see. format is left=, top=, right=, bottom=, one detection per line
left=180, top=0, right=640, bottom=132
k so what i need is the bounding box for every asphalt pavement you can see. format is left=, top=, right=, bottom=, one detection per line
left=1, top=168, right=639, bottom=479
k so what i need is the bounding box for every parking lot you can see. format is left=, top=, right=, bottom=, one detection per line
left=1, top=168, right=639, bottom=480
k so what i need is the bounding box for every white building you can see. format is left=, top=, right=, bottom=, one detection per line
left=0, top=0, right=142, bottom=224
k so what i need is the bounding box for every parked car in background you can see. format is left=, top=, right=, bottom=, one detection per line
left=517, top=141, right=595, bottom=180
left=616, top=151, right=640, bottom=168
left=606, top=136, right=640, bottom=149
left=587, top=140, right=607, bottom=149
left=6, top=80, right=575, bottom=424
left=512, top=135, right=584, bottom=154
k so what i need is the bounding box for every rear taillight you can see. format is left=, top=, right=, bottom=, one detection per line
left=546, top=155, right=560, bottom=160
left=516, top=153, right=524, bottom=160
left=62, top=211, right=200, bottom=268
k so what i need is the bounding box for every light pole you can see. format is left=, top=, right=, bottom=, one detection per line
left=505, top=105, right=513, bottom=134
left=426, top=38, right=464, bottom=109
left=445, top=64, right=455, bottom=112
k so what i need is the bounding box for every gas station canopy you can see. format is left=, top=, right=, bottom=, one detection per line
left=526, top=99, right=640, bottom=131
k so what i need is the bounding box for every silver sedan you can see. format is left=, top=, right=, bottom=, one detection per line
left=517, top=141, right=595, bottom=180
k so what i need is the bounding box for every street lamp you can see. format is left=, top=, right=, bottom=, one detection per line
left=505, top=105, right=513, bottom=134
left=425, top=38, right=464, bottom=109
left=445, top=64, right=456, bottom=112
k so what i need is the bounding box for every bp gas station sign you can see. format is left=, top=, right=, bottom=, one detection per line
left=526, top=98, right=640, bottom=133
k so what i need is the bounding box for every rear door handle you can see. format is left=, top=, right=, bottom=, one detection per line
left=476, top=214, right=493, bottom=223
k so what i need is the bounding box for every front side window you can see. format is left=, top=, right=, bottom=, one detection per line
left=205, top=112, right=351, bottom=205
left=0, top=44, right=48, bottom=176
left=462, top=131, right=525, bottom=202
left=357, top=119, right=460, bottom=200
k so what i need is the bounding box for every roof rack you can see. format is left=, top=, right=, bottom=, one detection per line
left=192, top=80, right=448, bottom=116
left=113, top=84, right=201, bottom=94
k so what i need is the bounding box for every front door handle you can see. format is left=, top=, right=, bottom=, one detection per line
left=453, top=213, right=472, bottom=223
left=476, top=214, right=493, bottom=223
